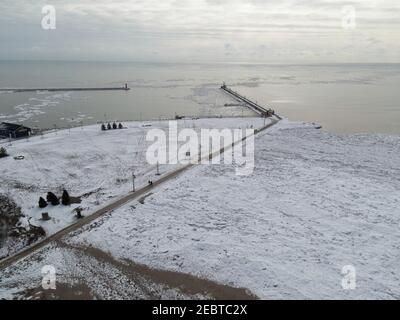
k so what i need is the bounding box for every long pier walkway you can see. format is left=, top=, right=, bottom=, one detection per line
left=221, top=84, right=277, bottom=118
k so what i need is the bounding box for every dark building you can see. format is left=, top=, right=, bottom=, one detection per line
left=0, top=122, right=32, bottom=139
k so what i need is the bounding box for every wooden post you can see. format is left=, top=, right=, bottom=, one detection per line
left=132, top=172, right=136, bottom=192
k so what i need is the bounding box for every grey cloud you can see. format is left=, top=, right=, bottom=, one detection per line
left=0, top=0, right=399, bottom=62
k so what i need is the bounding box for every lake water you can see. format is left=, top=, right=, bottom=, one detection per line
left=0, top=61, right=399, bottom=134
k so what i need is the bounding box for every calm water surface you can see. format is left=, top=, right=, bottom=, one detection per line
left=0, top=61, right=399, bottom=134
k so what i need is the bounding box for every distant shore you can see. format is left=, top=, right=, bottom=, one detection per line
left=0, top=85, right=130, bottom=93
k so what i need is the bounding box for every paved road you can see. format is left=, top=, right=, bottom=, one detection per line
left=0, top=117, right=281, bottom=271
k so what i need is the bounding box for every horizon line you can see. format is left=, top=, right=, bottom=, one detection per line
left=0, top=59, right=399, bottom=66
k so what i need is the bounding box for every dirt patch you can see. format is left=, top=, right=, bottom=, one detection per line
left=69, top=196, right=82, bottom=205
left=124, top=259, right=257, bottom=300
left=58, top=241, right=258, bottom=300
left=15, top=283, right=95, bottom=300
left=0, top=194, right=46, bottom=260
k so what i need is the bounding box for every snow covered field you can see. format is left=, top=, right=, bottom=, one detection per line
left=1, top=119, right=399, bottom=299
left=66, top=120, right=400, bottom=299
left=0, top=117, right=267, bottom=259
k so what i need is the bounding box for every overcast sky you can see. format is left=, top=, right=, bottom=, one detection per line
left=0, top=0, right=399, bottom=63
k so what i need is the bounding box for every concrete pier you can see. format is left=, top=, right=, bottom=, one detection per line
left=220, top=84, right=275, bottom=117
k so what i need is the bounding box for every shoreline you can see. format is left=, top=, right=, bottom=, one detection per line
left=0, top=115, right=263, bottom=145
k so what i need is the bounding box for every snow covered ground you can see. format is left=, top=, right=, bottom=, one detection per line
left=1, top=119, right=399, bottom=299
left=66, top=120, right=400, bottom=299
left=0, top=117, right=267, bottom=259
left=0, top=241, right=222, bottom=300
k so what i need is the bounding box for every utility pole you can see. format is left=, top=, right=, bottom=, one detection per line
left=156, top=162, right=160, bottom=176
left=132, top=172, right=136, bottom=192
left=198, top=143, right=202, bottom=163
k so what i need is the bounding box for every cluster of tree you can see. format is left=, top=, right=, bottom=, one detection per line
left=39, top=190, right=71, bottom=208
left=101, top=122, right=124, bottom=131
left=0, top=147, right=8, bottom=158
